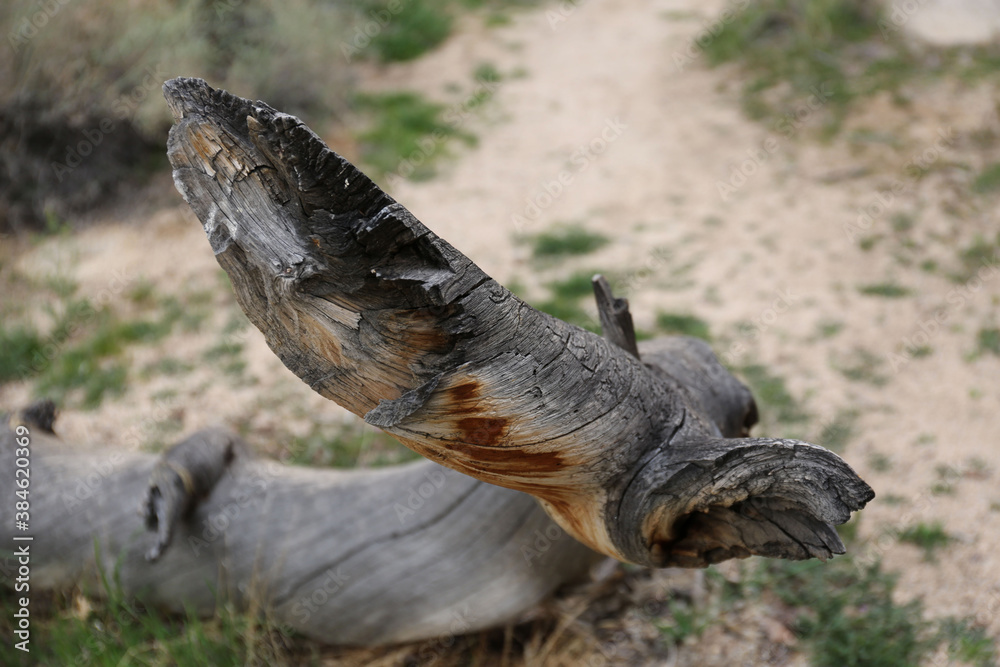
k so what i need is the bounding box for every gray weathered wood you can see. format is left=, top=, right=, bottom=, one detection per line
left=140, top=427, right=244, bottom=561
left=163, top=77, right=874, bottom=568
left=592, top=274, right=640, bottom=359
left=0, top=405, right=599, bottom=646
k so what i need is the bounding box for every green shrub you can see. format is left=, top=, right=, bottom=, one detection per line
left=972, top=163, right=1000, bottom=194
left=978, top=327, right=1000, bottom=356
left=1, top=0, right=353, bottom=232
left=0, top=325, right=45, bottom=384
left=362, top=0, right=454, bottom=62
left=899, top=522, right=954, bottom=561
left=738, top=364, right=809, bottom=425
left=699, top=0, right=1000, bottom=137
left=655, top=312, right=711, bottom=341
left=858, top=283, right=910, bottom=298
left=355, top=91, right=476, bottom=181
left=528, top=224, right=609, bottom=259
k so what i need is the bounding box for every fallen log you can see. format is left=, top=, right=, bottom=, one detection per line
left=0, top=404, right=598, bottom=645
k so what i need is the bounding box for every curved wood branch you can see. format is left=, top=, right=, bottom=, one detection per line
left=164, top=77, right=873, bottom=568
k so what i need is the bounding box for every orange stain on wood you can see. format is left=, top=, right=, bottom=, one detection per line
left=442, top=439, right=572, bottom=482
left=538, top=495, right=592, bottom=547
left=442, top=381, right=484, bottom=415
left=455, top=417, right=507, bottom=447
left=391, top=430, right=610, bottom=557
left=449, top=382, right=479, bottom=402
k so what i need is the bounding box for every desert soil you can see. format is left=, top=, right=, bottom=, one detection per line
left=3, top=0, right=1000, bottom=664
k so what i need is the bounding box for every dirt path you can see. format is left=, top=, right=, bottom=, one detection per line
left=3, top=0, right=999, bottom=661
left=365, top=0, right=1000, bottom=643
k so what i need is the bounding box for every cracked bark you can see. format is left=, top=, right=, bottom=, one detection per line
left=163, top=77, right=872, bottom=567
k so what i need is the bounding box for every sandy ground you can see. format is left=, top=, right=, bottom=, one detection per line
left=361, top=0, right=1000, bottom=639
left=3, top=0, right=1000, bottom=662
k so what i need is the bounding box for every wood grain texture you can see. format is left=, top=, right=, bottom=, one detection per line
left=164, top=77, right=873, bottom=568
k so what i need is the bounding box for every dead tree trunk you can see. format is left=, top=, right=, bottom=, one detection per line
left=0, top=77, right=873, bottom=647
left=0, top=405, right=599, bottom=645
left=163, top=77, right=872, bottom=567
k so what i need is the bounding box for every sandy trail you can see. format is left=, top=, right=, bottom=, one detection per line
left=3, top=0, right=999, bottom=655
left=371, top=0, right=1000, bottom=634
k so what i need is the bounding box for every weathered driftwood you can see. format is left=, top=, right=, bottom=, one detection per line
left=163, top=77, right=873, bottom=568
left=0, top=78, right=874, bottom=648
left=0, top=404, right=599, bottom=645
